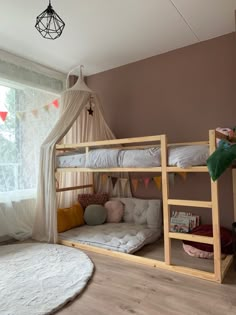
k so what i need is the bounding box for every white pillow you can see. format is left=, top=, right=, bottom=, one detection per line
left=111, top=197, right=162, bottom=230
left=168, top=145, right=209, bottom=168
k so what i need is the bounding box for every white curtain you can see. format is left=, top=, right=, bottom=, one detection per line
left=32, top=79, right=91, bottom=243
left=0, top=85, right=59, bottom=240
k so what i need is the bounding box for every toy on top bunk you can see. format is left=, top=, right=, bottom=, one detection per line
left=207, top=127, right=236, bottom=181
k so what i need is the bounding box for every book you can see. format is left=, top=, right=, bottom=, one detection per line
left=170, top=211, right=200, bottom=233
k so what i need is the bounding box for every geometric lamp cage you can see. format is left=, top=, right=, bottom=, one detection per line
left=35, top=0, right=65, bottom=40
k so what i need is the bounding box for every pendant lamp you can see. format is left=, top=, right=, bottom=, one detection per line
left=35, top=0, right=65, bottom=40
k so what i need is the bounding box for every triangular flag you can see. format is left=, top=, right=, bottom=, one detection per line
left=120, top=178, right=128, bottom=192
left=43, top=104, right=50, bottom=112
left=131, top=179, right=139, bottom=192
left=102, top=174, right=108, bottom=185
left=52, top=99, right=59, bottom=108
left=153, top=176, right=162, bottom=191
left=0, top=111, right=8, bottom=121
left=144, top=177, right=151, bottom=189
left=16, top=112, right=25, bottom=120
left=178, top=172, right=187, bottom=181
left=168, top=173, right=175, bottom=185
left=32, top=109, right=38, bottom=117
left=111, top=177, right=118, bottom=188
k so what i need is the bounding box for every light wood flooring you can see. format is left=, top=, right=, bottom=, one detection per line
left=57, top=240, right=236, bottom=315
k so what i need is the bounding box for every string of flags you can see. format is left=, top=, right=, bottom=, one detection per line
left=0, top=99, right=59, bottom=122
left=100, top=172, right=187, bottom=192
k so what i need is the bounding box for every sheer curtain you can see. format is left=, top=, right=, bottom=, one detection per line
left=0, top=84, right=59, bottom=240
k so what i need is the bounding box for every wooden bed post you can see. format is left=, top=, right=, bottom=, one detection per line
left=209, top=130, right=222, bottom=283
left=161, top=134, right=171, bottom=265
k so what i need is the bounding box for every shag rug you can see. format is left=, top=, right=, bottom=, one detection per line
left=0, top=243, right=94, bottom=315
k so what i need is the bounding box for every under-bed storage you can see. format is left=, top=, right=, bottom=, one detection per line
left=59, top=197, right=162, bottom=253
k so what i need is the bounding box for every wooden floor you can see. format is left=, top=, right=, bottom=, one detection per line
left=135, top=238, right=214, bottom=272
left=57, top=244, right=236, bottom=315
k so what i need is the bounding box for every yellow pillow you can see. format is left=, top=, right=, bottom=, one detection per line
left=57, top=203, right=84, bottom=233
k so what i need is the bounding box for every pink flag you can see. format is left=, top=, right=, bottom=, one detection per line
left=143, top=177, right=150, bottom=189
left=0, top=111, right=8, bottom=121
left=52, top=99, right=59, bottom=108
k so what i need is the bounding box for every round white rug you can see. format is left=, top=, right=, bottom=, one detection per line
left=0, top=243, right=94, bottom=315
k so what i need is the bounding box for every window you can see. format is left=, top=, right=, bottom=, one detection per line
left=0, top=83, right=59, bottom=193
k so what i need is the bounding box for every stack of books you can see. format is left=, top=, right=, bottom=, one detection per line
left=170, top=211, right=200, bottom=233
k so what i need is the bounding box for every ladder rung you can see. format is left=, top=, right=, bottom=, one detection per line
left=169, top=232, right=214, bottom=244
left=168, top=199, right=212, bottom=208
left=167, top=166, right=208, bottom=172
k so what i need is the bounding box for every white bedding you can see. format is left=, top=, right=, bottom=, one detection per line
left=59, top=223, right=161, bottom=253
left=56, top=145, right=209, bottom=168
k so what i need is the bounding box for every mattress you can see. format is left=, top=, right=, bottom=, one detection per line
left=56, top=145, right=209, bottom=168
left=59, top=223, right=161, bottom=253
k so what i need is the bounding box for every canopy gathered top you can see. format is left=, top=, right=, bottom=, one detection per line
left=32, top=66, right=115, bottom=243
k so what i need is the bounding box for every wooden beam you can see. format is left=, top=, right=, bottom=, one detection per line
left=161, top=134, right=171, bottom=265
left=56, top=135, right=162, bottom=149
left=56, top=167, right=162, bottom=173
left=58, top=239, right=216, bottom=282
left=221, top=255, right=233, bottom=280
left=56, top=184, right=93, bottom=192
left=209, top=129, right=222, bottom=283
left=168, top=199, right=212, bottom=208
left=167, top=166, right=208, bottom=173
left=169, top=232, right=213, bottom=244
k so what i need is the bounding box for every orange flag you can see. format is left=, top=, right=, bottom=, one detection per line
left=131, top=179, right=139, bottom=192
left=101, top=174, right=108, bottom=185
left=178, top=172, right=187, bottom=181
left=153, top=176, right=162, bottom=191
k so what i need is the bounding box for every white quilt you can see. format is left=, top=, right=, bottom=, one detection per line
left=59, top=223, right=161, bottom=253
left=56, top=145, right=209, bottom=168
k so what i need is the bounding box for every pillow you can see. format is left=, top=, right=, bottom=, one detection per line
left=111, top=197, right=162, bottom=230
left=84, top=204, right=107, bottom=226
left=182, top=244, right=226, bottom=259
left=104, top=200, right=124, bottom=223
left=57, top=203, right=84, bottom=233
left=168, top=145, right=209, bottom=168
left=78, top=193, right=109, bottom=209
left=183, top=224, right=233, bottom=255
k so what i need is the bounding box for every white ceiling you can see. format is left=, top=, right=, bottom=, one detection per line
left=0, top=0, right=235, bottom=76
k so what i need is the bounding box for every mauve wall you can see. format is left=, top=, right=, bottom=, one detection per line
left=87, top=33, right=236, bottom=228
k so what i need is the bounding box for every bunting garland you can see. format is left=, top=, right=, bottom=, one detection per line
left=0, top=111, right=8, bottom=122
left=0, top=98, right=59, bottom=123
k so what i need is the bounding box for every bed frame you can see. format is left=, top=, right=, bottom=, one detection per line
left=56, top=129, right=234, bottom=283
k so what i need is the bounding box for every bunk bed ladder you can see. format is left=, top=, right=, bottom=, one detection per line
left=161, top=130, right=222, bottom=283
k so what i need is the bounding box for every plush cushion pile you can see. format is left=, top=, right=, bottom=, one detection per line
left=59, top=197, right=162, bottom=253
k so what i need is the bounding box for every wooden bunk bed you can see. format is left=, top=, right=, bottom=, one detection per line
left=55, top=129, right=234, bottom=283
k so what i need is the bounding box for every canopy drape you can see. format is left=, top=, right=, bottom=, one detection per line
left=32, top=78, right=91, bottom=243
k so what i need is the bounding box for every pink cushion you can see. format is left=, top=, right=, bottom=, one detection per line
left=104, top=200, right=124, bottom=223
left=183, top=243, right=214, bottom=259
left=78, top=193, right=109, bottom=210
left=183, top=243, right=226, bottom=259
